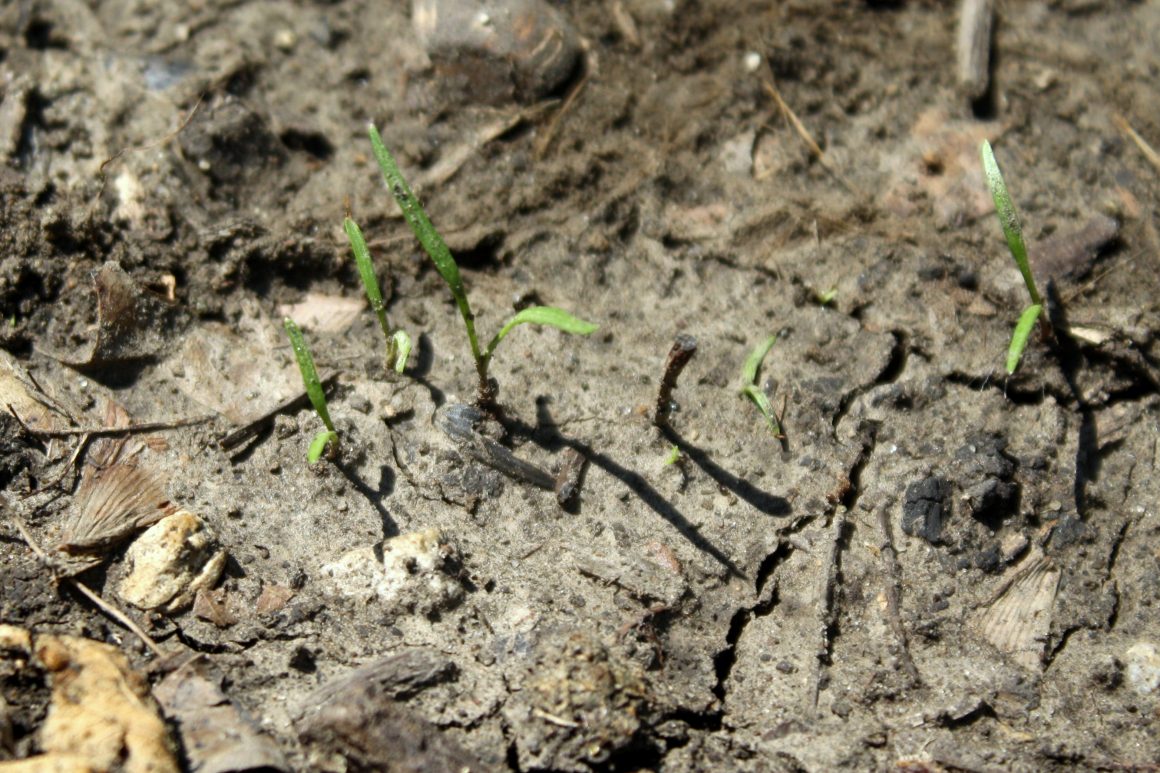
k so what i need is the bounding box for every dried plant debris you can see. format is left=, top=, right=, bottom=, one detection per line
left=503, top=628, right=651, bottom=772
left=57, top=463, right=173, bottom=557
left=294, top=650, right=485, bottom=773
left=153, top=659, right=289, bottom=773
left=974, top=549, right=1061, bottom=672
left=49, top=262, right=179, bottom=371
left=0, top=629, right=178, bottom=772
left=0, top=350, right=72, bottom=433
left=118, top=510, right=227, bottom=613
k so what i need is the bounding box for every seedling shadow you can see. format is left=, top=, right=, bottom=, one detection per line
left=495, top=400, right=747, bottom=580
left=336, top=461, right=399, bottom=539
left=659, top=424, right=792, bottom=518
left=1044, top=284, right=1099, bottom=515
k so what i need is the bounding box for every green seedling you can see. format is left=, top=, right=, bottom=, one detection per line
left=816, top=287, right=838, bottom=306
left=663, top=445, right=682, bottom=466
left=283, top=317, right=338, bottom=462
left=980, top=140, right=1047, bottom=374
left=365, top=124, right=598, bottom=409
left=739, top=335, right=783, bottom=436
left=344, top=217, right=412, bottom=373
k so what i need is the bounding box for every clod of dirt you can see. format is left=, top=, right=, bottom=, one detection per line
left=901, top=475, right=951, bottom=544
left=0, top=630, right=178, bottom=772
left=1124, top=642, right=1160, bottom=696
left=118, top=510, right=227, bottom=613
left=503, top=628, right=651, bottom=772
left=412, top=0, right=582, bottom=104
left=178, top=96, right=287, bottom=191
left=319, top=529, right=465, bottom=616
left=153, top=659, right=289, bottom=773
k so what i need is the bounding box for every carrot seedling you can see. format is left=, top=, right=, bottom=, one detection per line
left=283, top=317, right=338, bottom=462
left=739, top=335, right=782, bottom=436
left=344, top=217, right=412, bottom=373
left=980, top=140, right=1047, bottom=374
left=365, top=124, right=598, bottom=410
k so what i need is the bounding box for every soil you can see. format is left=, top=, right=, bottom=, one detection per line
left=2, top=0, right=1160, bottom=770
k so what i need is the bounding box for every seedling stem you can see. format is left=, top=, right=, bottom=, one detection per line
left=980, top=140, right=1050, bottom=374
left=344, top=217, right=412, bottom=373
left=366, top=124, right=597, bottom=409
left=739, top=335, right=783, bottom=437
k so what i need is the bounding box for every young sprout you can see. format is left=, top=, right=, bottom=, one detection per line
left=980, top=140, right=1047, bottom=374
left=344, top=217, right=412, bottom=373
left=739, top=335, right=782, bottom=436
left=283, top=317, right=338, bottom=462
left=365, top=124, right=598, bottom=410
left=663, top=445, right=682, bottom=466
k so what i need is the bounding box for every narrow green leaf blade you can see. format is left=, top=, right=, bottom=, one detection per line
left=980, top=140, right=1041, bottom=306
left=741, top=335, right=777, bottom=388
left=1006, top=304, right=1042, bottom=374
left=487, top=306, right=599, bottom=356
left=367, top=126, right=465, bottom=299
left=345, top=217, right=384, bottom=309
left=283, top=317, right=335, bottom=432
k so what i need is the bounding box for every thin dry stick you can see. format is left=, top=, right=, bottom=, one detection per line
left=808, top=509, right=846, bottom=715
left=875, top=507, right=921, bottom=684
left=536, top=69, right=589, bottom=158
left=654, top=335, right=698, bottom=428
left=7, top=407, right=212, bottom=439
left=760, top=78, right=857, bottom=194
left=13, top=518, right=165, bottom=658
left=956, top=0, right=993, bottom=101
left=1113, top=114, right=1160, bottom=175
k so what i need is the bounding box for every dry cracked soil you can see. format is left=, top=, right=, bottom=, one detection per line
left=2, top=0, right=1160, bottom=771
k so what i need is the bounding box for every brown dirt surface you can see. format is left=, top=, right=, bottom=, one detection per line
left=2, top=0, right=1160, bottom=770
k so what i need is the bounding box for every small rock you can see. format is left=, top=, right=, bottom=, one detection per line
left=1125, top=642, right=1160, bottom=696
left=320, top=529, right=465, bottom=616
left=119, top=511, right=227, bottom=613
left=412, top=0, right=581, bottom=104
left=999, top=532, right=1028, bottom=563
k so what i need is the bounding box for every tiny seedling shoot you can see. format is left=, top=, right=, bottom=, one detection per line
left=980, top=140, right=1048, bottom=374
left=283, top=317, right=338, bottom=462
left=739, top=335, right=783, bottom=437
left=344, top=217, right=412, bottom=373
left=365, top=124, right=598, bottom=410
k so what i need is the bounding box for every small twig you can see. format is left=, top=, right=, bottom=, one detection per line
left=956, top=0, right=993, bottom=101
left=535, top=67, right=589, bottom=158
left=21, top=432, right=93, bottom=498
left=654, top=335, right=698, bottom=428
left=1113, top=114, right=1160, bottom=176
left=8, top=407, right=212, bottom=439
left=875, top=507, right=921, bottom=684
left=12, top=517, right=165, bottom=658
left=760, top=77, right=857, bottom=194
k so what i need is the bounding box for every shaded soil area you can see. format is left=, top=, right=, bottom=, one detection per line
left=2, top=0, right=1160, bottom=770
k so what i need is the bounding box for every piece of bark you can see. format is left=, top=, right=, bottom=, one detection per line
left=153, top=660, right=290, bottom=773
left=294, top=651, right=489, bottom=773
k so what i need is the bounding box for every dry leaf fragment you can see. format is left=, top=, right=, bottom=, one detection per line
left=58, top=463, right=172, bottom=555
left=975, top=549, right=1060, bottom=671
left=1, top=633, right=180, bottom=773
